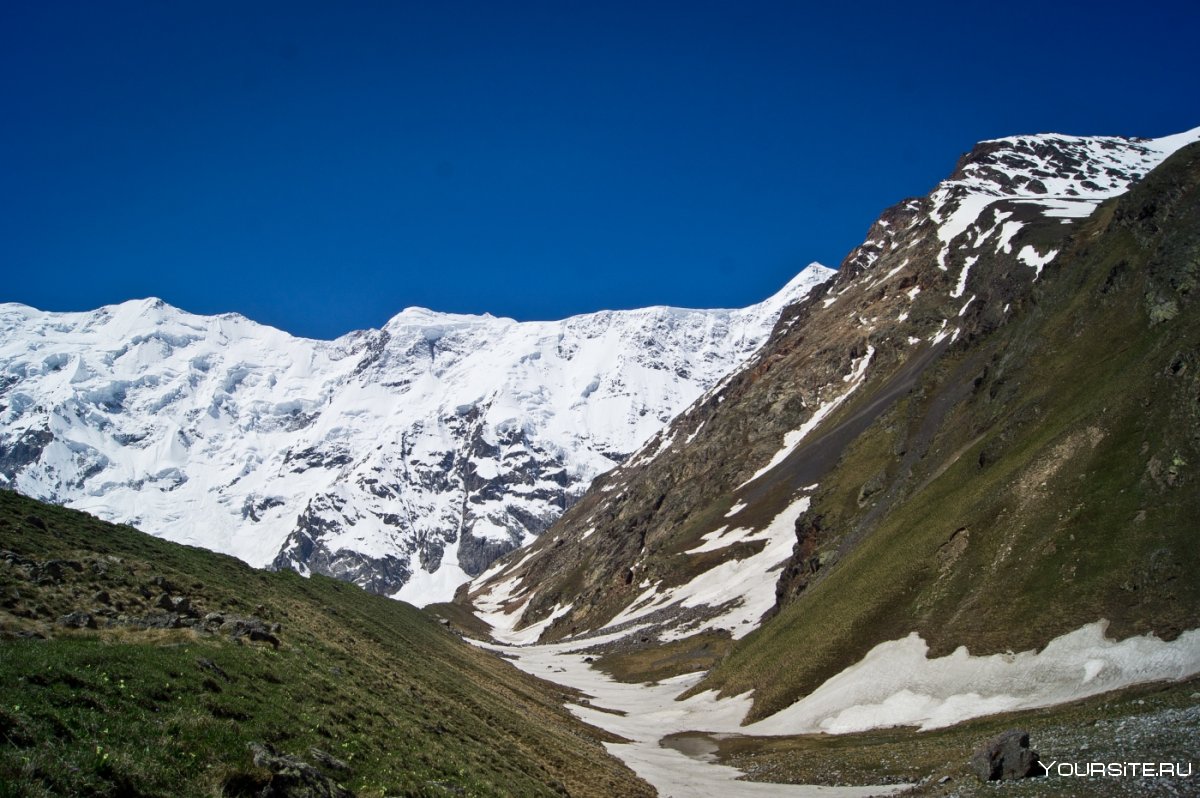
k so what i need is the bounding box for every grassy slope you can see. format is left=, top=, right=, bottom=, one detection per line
left=0, top=491, right=652, bottom=798
left=699, top=145, right=1200, bottom=721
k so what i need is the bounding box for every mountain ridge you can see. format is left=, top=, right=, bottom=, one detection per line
left=0, top=264, right=832, bottom=605
left=458, top=125, right=1200, bottom=733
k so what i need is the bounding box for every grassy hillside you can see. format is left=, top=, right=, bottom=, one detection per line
left=0, top=490, right=652, bottom=797
left=698, top=144, right=1200, bottom=720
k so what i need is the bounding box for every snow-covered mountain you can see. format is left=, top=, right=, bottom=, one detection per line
left=0, top=265, right=831, bottom=604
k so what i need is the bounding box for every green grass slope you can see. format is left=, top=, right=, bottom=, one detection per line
left=699, top=144, right=1200, bottom=721
left=0, top=490, right=652, bottom=797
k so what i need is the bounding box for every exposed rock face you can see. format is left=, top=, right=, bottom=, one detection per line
left=0, top=268, right=830, bottom=604
left=970, top=730, right=1041, bottom=781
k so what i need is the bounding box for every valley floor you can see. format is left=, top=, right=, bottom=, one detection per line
left=470, top=629, right=908, bottom=797
left=471, top=626, right=1200, bottom=797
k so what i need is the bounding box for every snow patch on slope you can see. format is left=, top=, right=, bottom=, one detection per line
left=739, top=346, right=874, bottom=489
left=1017, top=245, right=1058, bottom=278
left=746, top=621, right=1200, bottom=735
left=604, top=496, right=812, bottom=641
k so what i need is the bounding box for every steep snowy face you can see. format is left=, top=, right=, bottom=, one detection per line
left=0, top=265, right=832, bottom=604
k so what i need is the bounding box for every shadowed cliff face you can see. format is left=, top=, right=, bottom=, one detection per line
left=461, top=131, right=1200, bottom=720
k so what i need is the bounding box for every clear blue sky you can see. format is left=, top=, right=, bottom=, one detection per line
left=3, top=1, right=1197, bottom=339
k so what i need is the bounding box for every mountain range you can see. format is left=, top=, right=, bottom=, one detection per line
left=3, top=123, right=1200, bottom=796
left=0, top=267, right=829, bottom=605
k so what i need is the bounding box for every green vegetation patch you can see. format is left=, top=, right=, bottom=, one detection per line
left=589, top=630, right=733, bottom=684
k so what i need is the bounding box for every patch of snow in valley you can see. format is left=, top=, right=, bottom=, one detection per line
left=468, top=612, right=1199, bottom=796
left=469, top=629, right=905, bottom=798
left=745, top=621, right=1200, bottom=735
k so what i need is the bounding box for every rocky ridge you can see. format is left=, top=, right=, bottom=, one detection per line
left=462, top=126, right=1200, bottom=663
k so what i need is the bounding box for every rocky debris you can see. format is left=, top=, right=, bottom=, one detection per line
left=306, top=748, right=350, bottom=774
left=0, top=547, right=286, bottom=647
left=196, top=657, right=231, bottom=682
left=127, top=612, right=191, bottom=630
left=969, top=729, right=1041, bottom=781
left=155, top=593, right=193, bottom=615
left=57, top=611, right=95, bottom=629
left=248, top=742, right=353, bottom=798
left=33, top=559, right=83, bottom=585
left=1, top=629, right=46, bottom=640
left=0, top=549, right=35, bottom=567
left=920, top=701, right=1200, bottom=798
left=220, top=617, right=281, bottom=648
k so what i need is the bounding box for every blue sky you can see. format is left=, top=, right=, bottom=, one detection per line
left=3, top=1, right=1197, bottom=339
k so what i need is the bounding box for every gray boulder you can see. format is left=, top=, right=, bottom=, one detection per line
left=970, top=729, right=1041, bottom=781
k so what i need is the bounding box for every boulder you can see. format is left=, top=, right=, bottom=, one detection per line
left=307, top=748, right=350, bottom=774
left=970, top=729, right=1041, bottom=781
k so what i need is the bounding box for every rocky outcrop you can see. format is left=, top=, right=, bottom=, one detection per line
left=248, top=743, right=354, bottom=798
left=1, top=542, right=282, bottom=646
